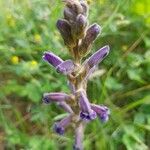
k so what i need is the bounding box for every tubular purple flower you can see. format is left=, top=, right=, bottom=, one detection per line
left=90, top=104, right=110, bottom=122
left=43, top=92, right=71, bottom=104
left=73, top=123, right=84, bottom=150
left=57, top=102, right=74, bottom=114
left=86, top=45, right=110, bottom=68
left=43, top=51, right=63, bottom=67
left=56, top=60, right=75, bottom=75
left=78, top=91, right=96, bottom=120
left=54, top=115, right=72, bottom=135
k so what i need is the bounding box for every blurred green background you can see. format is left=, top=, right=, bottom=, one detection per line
left=0, top=0, right=150, bottom=149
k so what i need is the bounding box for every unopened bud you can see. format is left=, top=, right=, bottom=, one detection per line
left=56, top=19, right=76, bottom=48
left=71, top=14, right=87, bottom=39
left=79, top=23, right=101, bottom=56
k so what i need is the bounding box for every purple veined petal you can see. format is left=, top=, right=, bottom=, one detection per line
left=56, top=60, right=75, bottom=75
left=43, top=92, right=71, bottom=104
left=73, top=123, right=84, bottom=150
left=57, top=102, right=74, bottom=114
left=90, top=104, right=110, bottom=122
left=43, top=51, right=63, bottom=67
left=54, top=115, right=72, bottom=135
left=86, top=45, right=110, bottom=68
left=78, top=91, right=97, bottom=120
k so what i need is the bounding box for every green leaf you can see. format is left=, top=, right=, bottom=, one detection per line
left=105, top=77, right=123, bottom=90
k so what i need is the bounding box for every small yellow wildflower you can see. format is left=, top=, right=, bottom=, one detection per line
left=87, top=0, right=93, bottom=4
left=30, top=60, right=38, bottom=67
left=122, top=45, right=128, bottom=51
left=34, top=34, right=42, bottom=43
left=6, top=14, right=15, bottom=27
left=99, top=0, right=105, bottom=5
left=11, top=56, right=19, bottom=64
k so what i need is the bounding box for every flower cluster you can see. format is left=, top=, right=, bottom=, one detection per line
left=42, top=0, right=110, bottom=149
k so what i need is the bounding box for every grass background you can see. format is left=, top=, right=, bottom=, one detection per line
left=0, top=0, right=150, bottom=149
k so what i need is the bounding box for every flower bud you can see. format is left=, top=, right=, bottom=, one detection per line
left=91, top=104, right=110, bottom=122
left=72, top=14, right=87, bottom=39
left=56, top=19, right=75, bottom=48
left=64, top=0, right=83, bottom=15
left=78, top=90, right=96, bottom=120
left=43, top=92, right=71, bottom=104
left=64, top=7, right=76, bottom=21
left=43, top=51, right=63, bottom=67
left=79, top=23, right=101, bottom=56
left=56, top=60, right=75, bottom=75
left=54, top=115, right=72, bottom=135
left=80, top=1, right=89, bottom=16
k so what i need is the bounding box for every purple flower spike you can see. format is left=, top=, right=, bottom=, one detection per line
left=91, top=104, right=110, bottom=122
left=43, top=51, right=63, bottom=67
left=73, top=123, right=84, bottom=150
left=54, top=115, right=72, bottom=135
left=79, top=91, right=97, bottom=120
left=86, top=45, right=110, bottom=68
left=57, top=102, right=74, bottom=114
left=43, top=92, right=71, bottom=104
left=56, top=60, right=75, bottom=75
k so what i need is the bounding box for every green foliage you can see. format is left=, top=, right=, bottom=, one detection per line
left=0, top=0, right=150, bottom=149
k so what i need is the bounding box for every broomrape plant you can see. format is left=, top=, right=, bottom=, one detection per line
left=42, top=0, right=110, bottom=149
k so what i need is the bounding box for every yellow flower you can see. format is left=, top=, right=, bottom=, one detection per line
left=99, top=0, right=105, bottom=5
left=34, top=34, right=42, bottom=43
left=6, top=14, right=16, bottom=27
left=30, top=60, right=38, bottom=67
left=87, top=0, right=93, bottom=4
left=11, top=56, right=19, bottom=64
left=122, top=45, right=128, bottom=51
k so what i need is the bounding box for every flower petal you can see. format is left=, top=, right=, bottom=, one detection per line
left=91, top=104, right=110, bottom=122
left=56, top=60, right=75, bottom=75
left=54, top=115, right=72, bottom=135
left=86, top=45, right=110, bottom=68
left=78, top=91, right=97, bottom=120
left=43, top=51, right=63, bottom=67
left=43, top=92, right=71, bottom=104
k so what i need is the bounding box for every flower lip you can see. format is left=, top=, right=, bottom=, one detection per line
left=42, top=96, right=50, bottom=104
left=91, top=104, right=110, bottom=122
left=53, top=115, right=72, bottom=135
left=80, top=111, right=96, bottom=120
left=54, top=123, right=65, bottom=135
